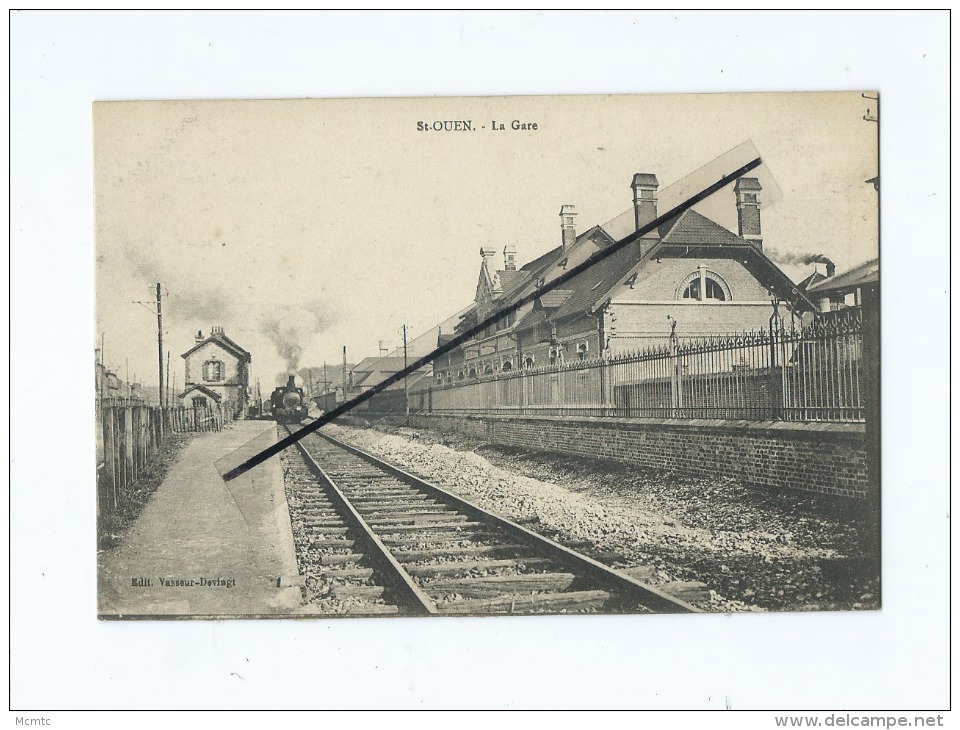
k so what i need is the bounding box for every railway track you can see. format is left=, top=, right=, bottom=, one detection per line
left=282, top=423, right=699, bottom=616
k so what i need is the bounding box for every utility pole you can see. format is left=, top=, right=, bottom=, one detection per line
left=403, top=324, right=410, bottom=424
left=342, top=346, right=348, bottom=401
left=166, top=351, right=171, bottom=408
left=156, top=283, right=164, bottom=413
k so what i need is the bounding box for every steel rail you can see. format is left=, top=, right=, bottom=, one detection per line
left=284, top=426, right=439, bottom=616
left=315, top=428, right=700, bottom=614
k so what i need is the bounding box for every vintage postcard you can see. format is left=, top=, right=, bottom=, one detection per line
left=95, top=93, right=879, bottom=619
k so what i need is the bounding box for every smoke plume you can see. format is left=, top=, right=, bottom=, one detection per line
left=766, top=249, right=834, bottom=268
left=120, top=244, right=236, bottom=324
left=259, top=298, right=338, bottom=374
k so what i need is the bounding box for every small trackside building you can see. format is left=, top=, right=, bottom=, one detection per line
left=179, top=326, right=251, bottom=418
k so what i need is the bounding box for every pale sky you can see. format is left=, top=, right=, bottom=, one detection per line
left=95, top=92, right=878, bottom=392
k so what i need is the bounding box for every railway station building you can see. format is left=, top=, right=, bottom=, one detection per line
left=178, top=326, right=251, bottom=418
left=433, top=174, right=816, bottom=385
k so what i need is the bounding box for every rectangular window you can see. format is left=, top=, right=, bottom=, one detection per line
left=203, top=361, right=224, bottom=382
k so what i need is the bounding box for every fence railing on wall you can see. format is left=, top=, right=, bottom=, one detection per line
left=423, top=307, right=864, bottom=424
left=97, top=399, right=224, bottom=518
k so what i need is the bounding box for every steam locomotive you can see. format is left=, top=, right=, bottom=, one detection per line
left=270, top=374, right=310, bottom=424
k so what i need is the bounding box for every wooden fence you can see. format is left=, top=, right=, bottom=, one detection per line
left=96, top=399, right=225, bottom=518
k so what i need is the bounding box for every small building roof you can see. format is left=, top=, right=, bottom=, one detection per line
left=797, top=269, right=828, bottom=291
left=178, top=384, right=222, bottom=402
left=181, top=331, right=251, bottom=361
left=352, top=356, right=408, bottom=373
left=806, top=258, right=879, bottom=296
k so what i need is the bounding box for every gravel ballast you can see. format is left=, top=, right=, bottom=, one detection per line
left=323, top=421, right=880, bottom=613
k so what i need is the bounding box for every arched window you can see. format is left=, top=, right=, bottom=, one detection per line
left=523, top=357, right=535, bottom=369
left=678, top=269, right=731, bottom=302
left=577, top=342, right=589, bottom=361
left=468, top=367, right=478, bottom=378
left=483, top=364, right=494, bottom=375
left=501, top=360, right=513, bottom=371
left=458, top=371, right=465, bottom=381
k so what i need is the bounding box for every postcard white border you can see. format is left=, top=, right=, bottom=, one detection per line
left=8, top=9, right=951, bottom=714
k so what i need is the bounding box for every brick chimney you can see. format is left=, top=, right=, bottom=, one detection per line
left=734, top=177, right=763, bottom=247
left=559, top=205, right=577, bottom=250
left=211, top=325, right=224, bottom=336
left=195, top=330, right=204, bottom=343
left=480, top=247, right=496, bottom=271
left=503, top=244, right=517, bottom=271
left=630, top=173, right=659, bottom=233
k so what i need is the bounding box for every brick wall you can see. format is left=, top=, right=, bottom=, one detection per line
left=404, top=413, right=870, bottom=499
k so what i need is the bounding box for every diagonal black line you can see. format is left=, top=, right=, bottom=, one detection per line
left=223, top=156, right=762, bottom=481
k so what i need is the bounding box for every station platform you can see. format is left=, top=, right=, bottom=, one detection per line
left=98, top=420, right=303, bottom=618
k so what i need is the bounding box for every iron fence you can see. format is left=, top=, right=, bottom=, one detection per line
left=424, top=308, right=864, bottom=423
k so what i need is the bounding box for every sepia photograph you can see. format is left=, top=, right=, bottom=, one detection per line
left=95, top=93, right=880, bottom=619
left=11, top=9, right=948, bottom=716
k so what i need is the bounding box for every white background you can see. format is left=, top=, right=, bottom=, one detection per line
left=7, top=9, right=951, bottom=718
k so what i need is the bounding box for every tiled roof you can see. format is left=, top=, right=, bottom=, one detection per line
left=548, top=242, right=641, bottom=321
left=498, top=270, right=527, bottom=291
left=658, top=209, right=746, bottom=248
left=520, top=245, right=562, bottom=274
left=513, top=307, right=549, bottom=331
left=546, top=208, right=818, bottom=322
left=538, top=289, right=575, bottom=308
left=456, top=226, right=615, bottom=335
